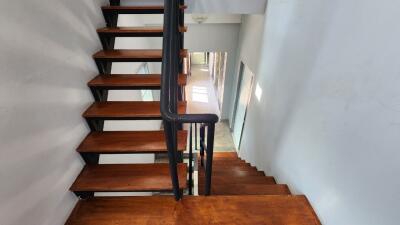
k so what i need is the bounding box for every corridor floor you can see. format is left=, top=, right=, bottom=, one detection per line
left=186, top=64, right=235, bottom=152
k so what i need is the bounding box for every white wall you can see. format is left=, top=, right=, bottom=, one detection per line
left=235, top=1, right=400, bottom=225
left=229, top=15, right=265, bottom=125
left=185, top=23, right=240, bottom=119
left=0, top=0, right=107, bottom=225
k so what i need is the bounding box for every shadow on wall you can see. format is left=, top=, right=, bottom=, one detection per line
left=0, top=1, right=107, bottom=225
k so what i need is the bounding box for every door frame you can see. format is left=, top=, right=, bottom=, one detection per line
left=231, top=62, right=254, bottom=151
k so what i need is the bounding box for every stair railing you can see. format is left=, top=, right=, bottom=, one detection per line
left=161, top=0, right=218, bottom=200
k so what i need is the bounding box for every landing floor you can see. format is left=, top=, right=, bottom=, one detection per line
left=66, top=195, right=321, bottom=225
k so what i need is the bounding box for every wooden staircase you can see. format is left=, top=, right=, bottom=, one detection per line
left=65, top=0, right=321, bottom=224
left=69, top=0, right=189, bottom=199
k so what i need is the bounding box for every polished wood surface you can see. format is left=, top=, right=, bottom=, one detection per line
left=66, top=195, right=321, bottom=225
left=88, top=74, right=187, bottom=89
left=101, top=5, right=187, bottom=14
left=97, top=26, right=187, bottom=36
left=199, top=184, right=291, bottom=196
left=78, top=130, right=187, bottom=154
left=204, top=168, right=265, bottom=176
left=102, top=5, right=164, bottom=11
left=93, top=49, right=188, bottom=61
left=83, top=101, right=187, bottom=119
left=211, top=152, right=243, bottom=159
left=198, top=152, right=294, bottom=195
left=199, top=174, right=276, bottom=185
left=70, top=163, right=187, bottom=192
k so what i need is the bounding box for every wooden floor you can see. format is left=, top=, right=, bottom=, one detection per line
left=66, top=195, right=320, bottom=225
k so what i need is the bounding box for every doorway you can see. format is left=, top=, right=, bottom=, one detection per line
left=186, top=52, right=227, bottom=116
left=232, top=62, right=254, bottom=150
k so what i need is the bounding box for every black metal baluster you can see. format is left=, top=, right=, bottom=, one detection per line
left=200, top=124, right=205, bottom=167
left=205, top=123, right=215, bottom=195
left=164, top=121, right=181, bottom=200
left=188, top=123, right=193, bottom=195
left=195, top=123, right=198, bottom=150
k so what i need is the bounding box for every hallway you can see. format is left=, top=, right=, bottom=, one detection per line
left=185, top=64, right=220, bottom=116
left=185, top=64, right=235, bottom=152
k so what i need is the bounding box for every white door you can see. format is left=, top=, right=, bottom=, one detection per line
left=232, top=64, right=254, bottom=150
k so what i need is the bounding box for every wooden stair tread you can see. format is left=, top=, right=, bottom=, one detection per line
left=93, top=49, right=188, bottom=62
left=199, top=165, right=264, bottom=176
left=97, top=26, right=187, bottom=37
left=70, top=163, right=187, bottom=192
left=83, top=101, right=186, bottom=120
left=78, top=130, right=187, bottom=154
left=101, top=5, right=187, bottom=14
left=199, top=170, right=269, bottom=178
left=88, top=74, right=186, bottom=89
left=199, top=159, right=252, bottom=166
left=211, top=152, right=239, bottom=159
left=210, top=169, right=264, bottom=176
left=198, top=174, right=276, bottom=185
left=66, top=195, right=321, bottom=225
left=199, top=184, right=291, bottom=196
left=208, top=160, right=249, bottom=165
left=200, top=162, right=254, bottom=168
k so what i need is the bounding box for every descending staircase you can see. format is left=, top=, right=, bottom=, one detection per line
left=66, top=0, right=321, bottom=224
left=199, top=152, right=291, bottom=195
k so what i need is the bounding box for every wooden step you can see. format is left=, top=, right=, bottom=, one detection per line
left=199, top=164, right=264, bottom=176
left=209, top=160, right=249, bottom=164
left=93, top=49, right=188, bottom=62
left=70, top=163, right=187, bottom=192
left=88, top=74, right=187, bottom=90
left=66, top=195, right=321, bottom=225
left=209, top=169, right=265, bottom=176
left=198, top=174, right=276, bottom=185
left=101, top=5, right=187, bottom=15
left=199, top=184, right=291, bottom=196
left=199, top=158, right=251, bottom=166
left=97, top=26, right=187, bottom=37
left=208, top=159, right=248, bottom=163
left=199, top=171, right=265, bottom=180
left=83, top=101, right=186, bottom=120
left=199, top=169, right=265, bottom=178
left=77, top=130, right=187, bottom=154
left=211, top=152, right=239, bottom=159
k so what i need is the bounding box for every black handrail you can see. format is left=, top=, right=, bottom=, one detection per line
left=161, top=0, right=218, bottom=200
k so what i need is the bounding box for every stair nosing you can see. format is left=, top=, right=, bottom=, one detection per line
left=92, top=49, right=188, bottom=62
left=87, top=74, right=187, bottom=89
left=77, top=130, right=187, bottom=154
left=82, top=101, right=187, bottom=120
left=70, top=163, right=187, bottom=192
left=101, top=5, right=187, bottom=14
left=97, top=26, right=187, bottom=37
